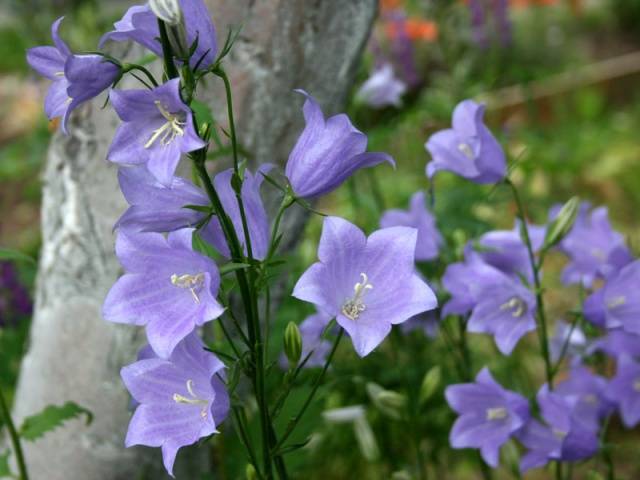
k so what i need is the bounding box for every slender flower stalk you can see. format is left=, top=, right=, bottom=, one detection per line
left=0, top=387, right=29, bottom=480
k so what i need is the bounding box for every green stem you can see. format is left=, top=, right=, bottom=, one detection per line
left=157, top=20, right=179, bottom=79
left=0, top=387, right=28, bottom=480
left=366, top=170, right=386, bottom=212
left=122, top=64, right=159, bottom=87
left=232, top=407, right=263, bottom=480
left=506, top=179, right=554, bottom=388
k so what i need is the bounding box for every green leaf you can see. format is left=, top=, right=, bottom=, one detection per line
left=219, top=262, right=251, bottom=275
left=0, top=248, right=36, bottom=265
left=0, top=450, right=12, bottom=477
left=19, top=402, right=93, bottom=442
left=182, top=204, right=212, bottom=213
left=191, top=99, right=214, bottom=129
left=273, top=437, right=312, bottom=456
left=192, top=232, right=218, bottom=259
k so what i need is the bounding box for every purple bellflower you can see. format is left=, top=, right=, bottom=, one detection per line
left=606, top=355, right=640, bottom=428
left=355, top=63, right=407, bottom=109
left=379, top=191, right=442, bottom=262
left=122, top=333, right=229, bottom=476
left=518, top=385, right=599, bottom=472
left=285, top=90, right=395, bottom=199
left=445, top=368, right=529, bottom=467
left=425, top=99, right=506, bottom=184
left=559, top=204, right=632, bottom=287
left=100, top=1, right=217, bottom=70
left=555, top=366, right=614, bottom=432
left=26, top=18, right=120, bottom=133
left=589, top=330, right=640, bottom=360
left=206, top=165, right=272, bottom=260
left=103, top=229, right=224, bottom=358
left=116, top=165, right=209, bottom=234
left=583, top=260, right=640, bottom=332
left=400, top=310, right=440, bottom=338
left=292, top=216, right=437, bottom=357
left=108, top=79, right=205, bottom=186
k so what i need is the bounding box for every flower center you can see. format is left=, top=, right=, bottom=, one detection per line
left=606, top=296, right=626, bottom=310
left=171, top=273, right=205, bottom=304
left=499, top=296, right=527, bottom=318
left=486, top=407, right=508, bottom=421
left=553, top=428, right=567, bottom=440
left=583, top=394, right=599, bottom=405
left=457, top=142, right=475, bottom=160
left=144, top=101, right=186, bottom=148
left=342, top=273, right=373, bottom=320
left=633, top=378, right=640, bottom=392
left=173, top=379, right=208, bottom=419
left=591, top=247, right=606, bottom=261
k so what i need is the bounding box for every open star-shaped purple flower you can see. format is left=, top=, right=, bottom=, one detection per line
left=122, top=333, right=229, bottom=476
left=380, top=191, right=442, bottom=262
left=103, top=229, right=224, bottom=358
left=108, top=78, right=205, bottom=186
left=27, top=18, right=120, bottom=133
left=100, top=1, right=217, bottom=70
left=559, top=204, right=632, bottom=287
left=425, top=99, right=506, bottom=184
left=445, top=367, right=529, bottom=467
left=606, top=355, right=640, bottom=428
left=292, top=216, right=437, bottom=357
left=285, top=90, right=395, bottom=199
left=518, top=385, right=599, bottom=472
left=355, top=63, right=407, bottom=109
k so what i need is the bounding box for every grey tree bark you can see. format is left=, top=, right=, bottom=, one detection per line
left=11, top=1, right=377, bottom=479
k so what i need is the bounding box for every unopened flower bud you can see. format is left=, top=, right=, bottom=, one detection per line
left=245, top=463, right=257, bottom=480
left=354, top=416, right=380, bottom=461
left=283, top=321, right=302, bottom=367
left=544, top=196, right=580, bottom=250
left=149, top=0, right=182, bottom=25
left=419, top=366, right=441, bottom=406
left=366, top=382, right=407, bottom=420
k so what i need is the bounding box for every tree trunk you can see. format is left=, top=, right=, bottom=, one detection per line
left=11, top=1, right=377, bottom=479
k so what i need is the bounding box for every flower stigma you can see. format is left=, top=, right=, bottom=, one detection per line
left=173, top=379, right=208, bottom=419
left=607, top=296, right=626, bottom=310
left=457, top=142, right=474, bottom=160
left=486, top=407, right=508, bottom=421
left=144, top=101, right=186, bottom=148
left=171, top=273, right=205, bottom=304
left=500, top=296, right=527, bottom=318
left=342, top=273, right=373, bottom=320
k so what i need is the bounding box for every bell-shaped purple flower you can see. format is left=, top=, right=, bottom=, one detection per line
left=589, top=330, right=640, bottom=360
left=425, top=99, right=506, bottom=184
left=380, top=191, right=442, bottom=262
left=116, top=166, right=209, bottom=234
left=555, top=366, right=615, bottom=431
left=518, top=385, right=599, bottom=472
left=559, top=204, right=632, bottom=287
left=103, top=229, right=224, bottom=358
left=445, top=367, right=530, bottom=467
left=293, top=216, right=437, bottom=357
left=285, top=90, right=395, bottom=199
left=355, top=63, right=407, bottom=109
left=108, top=79, right=205, bottom=186
left=206, top=165, right=272, bottom=260
left=606, top=355, right=640, bottom=428
left=100, top=1, right=217, bottom=70
left=583, top=260, right=640, bottom=332
left=122, top=333, right=229, bottom=476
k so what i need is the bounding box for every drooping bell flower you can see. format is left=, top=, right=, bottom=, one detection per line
left=518, top=385, right=599, bottom=472
left=467, top=266, right=537, bottom=355
left=103, top=229, right=224, bottom=358
left=293, top=216, right=436, bottom=357
left=582, top=260, right=640, bottom=332
left=445, top=368, right=529, bottom=467
left=400, top=310, right=440, bottom=338
left=555, top=366, right=615, bottom=432
left=285, top=90, right=395, bottom=199
left=206, top=165, right=272, bottom=260
left=122, top=333, right=229, bottom=476
left=379, top=190, right=442, bottom=262
left=355, top=63, right=407, bottom=109
left=108, top=79, right=205, bottom=186
left=116, top=166, right=209, bottom=234
left=26, top=18, right=120, bottom=133
left=425, top=99, right=506, bottom=184
left=606, top=355, right=640, bottom=428
left=100, top=0, right=217, bottom=70
left=588, top=330, right=640, bottom=360
left=558, top=204, right=632, bottom=287
left=549, top=319, right=587, bottom=363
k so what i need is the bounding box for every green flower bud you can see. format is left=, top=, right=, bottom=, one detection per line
left=419, top=366, right=441, bottom=406
left=283, top=321, right=302, bottom=367
left=543, top=196, right=580, bottom=250
left=354, top=416, right=380, bottom=461
left=366, top=382, right=407, bottom=420
left=245, top=463, right=257, bottom=480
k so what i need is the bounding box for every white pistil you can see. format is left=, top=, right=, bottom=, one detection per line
left=553, top=429, right=567, bottom=440
left=607, top=296, right=626, bottom=310
left=499, top=297, right=527, bottom=318
left=342, top=273, right=373, bottom=320
left=144, top=101, right=186, bottom=149
left=486, top=407, right=508, bottom=421
left=171, top=273, right=205, bottom=304
left=173, top=380, right=208, bottom=419
left=457, top=142, right=475, bottom=159
left=54, top=71, right=65, bottom=77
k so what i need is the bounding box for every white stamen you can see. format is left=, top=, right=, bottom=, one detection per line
left=553, top=429, right=567, bottom=440
left=457, top=142, right=474, bottom=159
left=171, top=273, right=205, bottom=304
left=145, top=101, right=186, bottom=148
left=591, top=248, right=606, bottom=261
left=54, top=71, right=65, bottom=77
left=173, top=380, right=208, bottom=419
left=342, top=273, right=373, bottom=320
left=486, top=407, right=508, bottom=421
left=500, top=297, right=527, bottom=318
left=607, top=296, right=626, bottom=310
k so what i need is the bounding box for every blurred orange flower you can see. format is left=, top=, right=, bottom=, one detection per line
left=385, top=19, right=438, bottom=41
